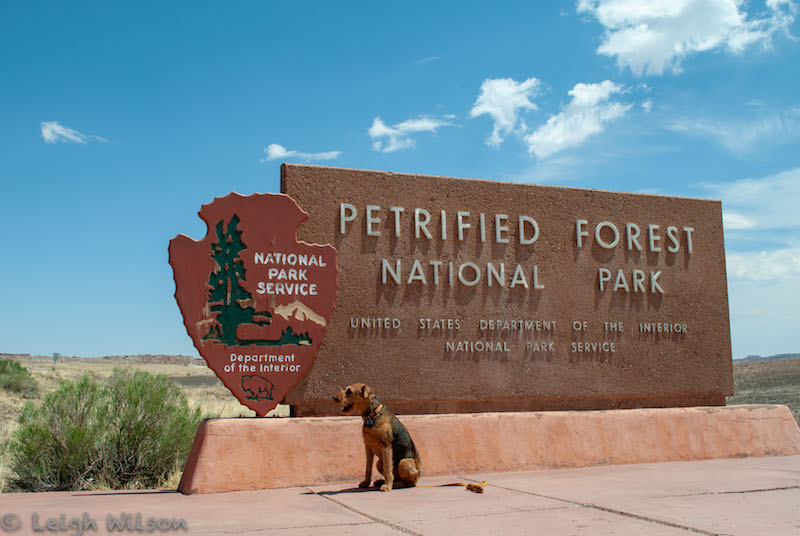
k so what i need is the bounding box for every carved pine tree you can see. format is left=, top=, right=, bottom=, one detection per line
left=203, top=215, right=270, bottom=345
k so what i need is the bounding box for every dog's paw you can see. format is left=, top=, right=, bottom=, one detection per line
left=379, top=483, right=392, bottom=492
left=358, top=480, right=371, bottom=489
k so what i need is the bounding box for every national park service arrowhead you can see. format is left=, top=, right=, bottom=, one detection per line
left=169, top=193, right=338, bottom=416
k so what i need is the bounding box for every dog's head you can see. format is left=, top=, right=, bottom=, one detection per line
left=332, top=383, right=375, bottom=415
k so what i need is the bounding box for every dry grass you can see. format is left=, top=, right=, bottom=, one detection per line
left=161, top=468, right=184, bottom=490
left=0, top=387, right=22, bottom=493
left=0, top=359, right=290, bottom=432
left=0, top=389, right=25, bottom=436
left=0, top=422, right=15, bottom=494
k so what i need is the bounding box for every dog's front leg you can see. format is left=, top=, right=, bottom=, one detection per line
left=359, top=444, right=374, bottom=488
left=379, top=446, right=393, bottom=491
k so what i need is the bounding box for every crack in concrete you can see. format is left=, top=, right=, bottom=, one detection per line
left=678, top=485, right=800, bottom=497
left=306, top=487, right=423, bottom=536
left=464, top=479, right=729, bottom=536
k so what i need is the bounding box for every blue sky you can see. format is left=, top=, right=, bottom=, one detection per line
left=1, top=1, right=798, bottom=359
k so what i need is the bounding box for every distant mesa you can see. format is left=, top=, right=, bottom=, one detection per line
left=0, top=354, right=200, bottom=365
left=735, top=353, right=800, bottom=363
left=273, top=300, right=327, bottom=327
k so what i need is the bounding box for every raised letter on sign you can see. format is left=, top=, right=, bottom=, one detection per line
left=458, top=262, right=481, bottom=286
left=632, top=270, right=646, bottom=292
left=650, top=270, right=665, bottom=294
left=666, top=226, right=680, bottom=253
left=407, top=259, right=427, bottom=284
left=626, top=223, right=642, bottom=251
left=415, top=209, right=432, bottom=239
left=576, top=219, right=588, bottom=248
left=389, top=206, right=404, bottom=237
left=457, top=211, right=470, bottom=241
left=340, top=203, right=357, bottom=234
left=648, top=224, right=661, bottom=252
left=684, top=227, right=695, bottom=254
left=510, top=265, right=528, bottom=288
left=613, top=270, right=629, bottom=292
left=495, top=214, right=509, bottom=244
left=519, top=216, right=539, bottom=245
left=533, top=265, right=544, bottom=289
left=382, top=259, right=401, bottom=284
left=366, top=205, right=381, bottom=237
left=598, top=268, right=612, bottom=291
left=487, top=263, right=505, bottom=287
left=595, top=221, right=620, bottom=249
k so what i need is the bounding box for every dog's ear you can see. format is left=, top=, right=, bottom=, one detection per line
left=361, top=385, right=375, bottom=398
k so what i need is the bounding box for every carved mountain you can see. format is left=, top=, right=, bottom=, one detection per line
left=273, top=300, right=327, bottom=327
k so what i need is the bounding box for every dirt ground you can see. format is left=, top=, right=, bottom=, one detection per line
left=726, top=357, right=800, bottom=423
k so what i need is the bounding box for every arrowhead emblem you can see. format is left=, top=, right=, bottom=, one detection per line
left=169, top=193, right=338, bottom=416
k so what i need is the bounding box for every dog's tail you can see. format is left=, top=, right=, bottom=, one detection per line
left=418, top=481, right=487, bottom=493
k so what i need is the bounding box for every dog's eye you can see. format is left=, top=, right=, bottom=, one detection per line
left=345, top=388, right=352, bottom=395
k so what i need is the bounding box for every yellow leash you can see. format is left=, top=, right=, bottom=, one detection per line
left=418, top=481, right=488, bottom=493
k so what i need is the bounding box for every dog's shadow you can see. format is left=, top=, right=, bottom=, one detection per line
left=303, top=486, right=372, bottom=496
left=305, top=482, right=416, bottom=496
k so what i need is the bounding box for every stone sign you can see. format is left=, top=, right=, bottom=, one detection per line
left=169, top=193, right=338, bottom=416
left=280, top=164, right=733, bottom=416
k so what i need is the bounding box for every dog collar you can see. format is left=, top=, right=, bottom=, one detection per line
left=363, top=403, right=384, bottom=427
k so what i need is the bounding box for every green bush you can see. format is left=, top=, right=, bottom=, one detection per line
left=0, top=359, right=39, bottom=397
left=7, top=368, right=204, bottom=492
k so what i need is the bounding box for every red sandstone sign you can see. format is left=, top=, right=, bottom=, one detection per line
left=169, top=193, right=338, bottom=416
left=280, top=164, right=733, bottom=416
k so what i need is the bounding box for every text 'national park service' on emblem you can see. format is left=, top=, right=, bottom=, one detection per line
left=169, top=193, right=338, bottom=415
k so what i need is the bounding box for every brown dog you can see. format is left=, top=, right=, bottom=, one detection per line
left=333, top=384, right=421, bottom=491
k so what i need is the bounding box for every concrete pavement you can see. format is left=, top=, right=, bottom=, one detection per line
left=2, top=455, right=799, bottom=535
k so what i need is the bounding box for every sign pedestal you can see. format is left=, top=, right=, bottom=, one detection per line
left=178, top=405, right=800, bottom=494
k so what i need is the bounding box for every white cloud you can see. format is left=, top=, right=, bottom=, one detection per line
left=669, top=106, right=800, bottom=153
left=706, top=167, right=800, bottom=232
left=41, top=121, right=107, bottom=144
left=705, top=168, right=800, bottom=283
left=641, top=99, right=653, bottom=113
left=727, top=248, right=800, bottom=281
left=577, top=0, right=798, bottom=76
left=723, top=211, right=757, bottom=230
left=261, top=144, right=341, bottom=162
left=469, top=77, right=542, bottom=147
left=368, top=115, right=453, bottom=153
left=415, top=55, right=442, bottom=64
left=524, top=81, right=632, bottom=159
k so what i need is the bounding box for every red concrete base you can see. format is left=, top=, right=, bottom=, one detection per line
left=178, top=404, right=800, bottom=494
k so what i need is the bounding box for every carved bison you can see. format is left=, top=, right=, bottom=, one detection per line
left=242, top=375, right=274, bottom=401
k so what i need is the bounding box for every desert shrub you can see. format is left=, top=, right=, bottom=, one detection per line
left=0, top=359, right=38, bottom=397
left=7, top=368, right=204, bottom=492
